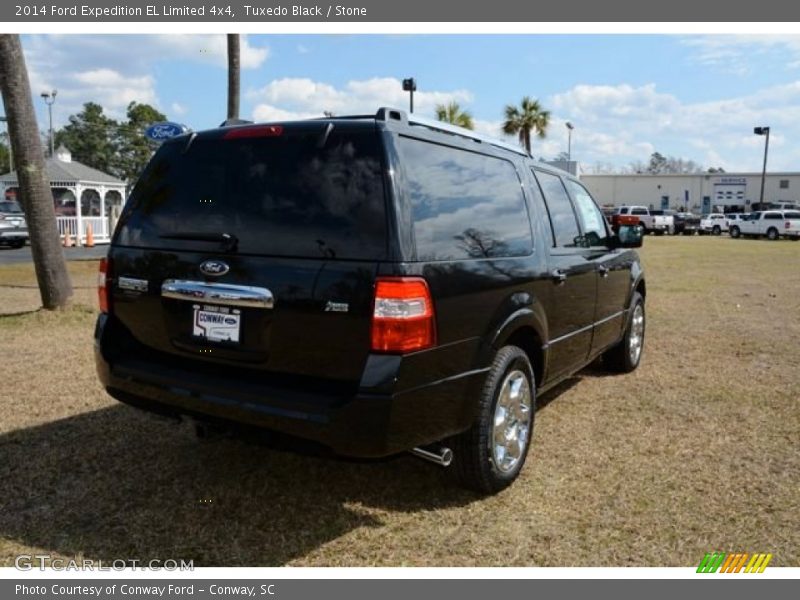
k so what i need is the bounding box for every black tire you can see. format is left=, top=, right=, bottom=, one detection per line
left=730, top=226, right=740, bottom=239
left=451, top=346, right=535, bottom=495
left=712, top=225, right=721, bottom=235
left=602, top=292, right=645, bottom=373
left=766, top=227, right=779, bottom=241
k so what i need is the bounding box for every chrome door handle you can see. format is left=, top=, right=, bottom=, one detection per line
left=551, top=269, right=568, bottom=284
left=161, top=279, right=274, bottom=309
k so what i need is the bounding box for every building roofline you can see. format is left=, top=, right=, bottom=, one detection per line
left=582, top=172, right=800, bottom=178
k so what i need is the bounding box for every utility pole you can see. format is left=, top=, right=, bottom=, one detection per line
left=40, top=89, right=57, bottom=157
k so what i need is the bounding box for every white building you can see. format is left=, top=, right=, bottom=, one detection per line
left=0, top=145, right=126, bottom=243
left=581, top=172, right=800, bottom=214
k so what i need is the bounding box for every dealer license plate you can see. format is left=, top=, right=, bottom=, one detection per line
left=192, top=304, right=241, bottom=343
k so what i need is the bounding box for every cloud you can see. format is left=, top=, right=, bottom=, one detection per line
left=549, top=81, right=800, bottom=171
left=296, top=44, right=311, bottom=54
left=248, top=77, right=473, bottom=121
left=21, top=34, right=268, bottom=125
left=171, top=102, right=187, bottom=116
left=682, top=35, right=800, bottom=75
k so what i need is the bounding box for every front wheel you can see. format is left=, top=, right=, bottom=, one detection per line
left=766, top=227, right=779, bottom=241
left=602, top=292, right=645, bottom=373
left=712, top=225, right=721, bottom=235
left=452, top=346, right=535, bottom=495
left=730, top=226, right=741, bottom=239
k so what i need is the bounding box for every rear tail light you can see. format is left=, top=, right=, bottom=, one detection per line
left=223, top=125, right=283, bottom=140
left=371, top=277, right=436, bottom=353
left=787, top=221, right=791, bottom=229
left=98, top=257, right=111, bottom=314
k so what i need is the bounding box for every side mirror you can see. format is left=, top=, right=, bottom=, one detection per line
left=616, top=223, right=644, bottom=248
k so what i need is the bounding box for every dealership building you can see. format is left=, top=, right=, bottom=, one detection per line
left=580, top=172, right=800, bottom=214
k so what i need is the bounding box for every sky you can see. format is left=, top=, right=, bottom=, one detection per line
left=17, top=34, right=800, bottom=172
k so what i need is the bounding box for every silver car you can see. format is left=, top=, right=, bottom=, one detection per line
left=0, top=200, right=29, bottom=249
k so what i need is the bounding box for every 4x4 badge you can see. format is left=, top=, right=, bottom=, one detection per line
left=199, top=260, right=230, bottom=277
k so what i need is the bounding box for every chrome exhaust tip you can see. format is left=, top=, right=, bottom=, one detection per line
left=410, top=446, right=453, bottom=467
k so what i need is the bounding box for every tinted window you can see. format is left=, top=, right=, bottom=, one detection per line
left=534, top=170, right=581, bottom=248
left=566, top=180, right=610, bottom=247
left=399, top=137, right=532, bottom=260
left=631, top=208, right=648, bottom=216
left=784, top=212, right=800, bottom=219
left=116, top=128, right=387, bottom=259
left=765, top=213, right=782, bottom=220
left=0, top=201, right=22, bottom=214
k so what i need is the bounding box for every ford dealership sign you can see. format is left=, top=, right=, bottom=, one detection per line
left=144, top=122, right=189, bottom=141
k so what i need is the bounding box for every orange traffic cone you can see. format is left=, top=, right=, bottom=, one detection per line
left=63, top=230, right=73, bottom=248
left=85, top=224, right=94, bottom=248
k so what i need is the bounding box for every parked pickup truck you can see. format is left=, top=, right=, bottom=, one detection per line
left=699, top=213, right=729, bottom=235
left=612, top=206, right=673, bottom=235
left=673, top=212, right=700, bottom=235
left=729, top=210, right=800, bottom=240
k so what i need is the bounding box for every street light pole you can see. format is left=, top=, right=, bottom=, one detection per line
left=566, top=121, right=574, bottom=162
left=0, top=116, right=12, bottom=172
left=402, top=78, right=416, bottom=114
left=754, top=126, right=770, bottom=211
left=40, top=89, right=57, bottom=157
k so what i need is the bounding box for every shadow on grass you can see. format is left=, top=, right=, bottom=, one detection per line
left=0, top=308, right=41, bottom=319
left=0, top=404, right=483, bottom=566
left=0, top=364, right=591, bottom=566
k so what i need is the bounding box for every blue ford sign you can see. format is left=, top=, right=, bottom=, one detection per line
left=144, top=121, right=188, bottom=141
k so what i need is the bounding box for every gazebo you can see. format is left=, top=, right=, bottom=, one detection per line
left=0, top=145, right=127, bottom=244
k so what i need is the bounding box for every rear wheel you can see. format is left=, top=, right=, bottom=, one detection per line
left=766, top=227, right=779, bottom=241
left=712, top=225, right=721, bottom=235
left=730, top=226, right=741, bottom=239
left=452, top=346, right=534, bottom=495
left=603, top=292, right=645, bottom=373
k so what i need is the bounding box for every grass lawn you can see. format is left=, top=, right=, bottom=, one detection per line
left=0, top=236, right=798, bottom=567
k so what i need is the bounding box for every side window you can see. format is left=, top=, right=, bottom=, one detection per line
left=534, top=170, right=581, bottom=248
left=566, top=180, right=610, bottom=247
left=765, top=213, right=782, bottom=220
left=619, top=207, right=629, bottom=215
left=399, top=137, right=533, bottom=261
left=632, top=208, right=648, bottom=216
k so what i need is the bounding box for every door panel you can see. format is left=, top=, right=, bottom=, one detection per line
left=544, top=250, right=596, bottom=380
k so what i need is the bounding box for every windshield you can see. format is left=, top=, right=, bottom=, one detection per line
left=0, top=201, right=22, bottom=214
left=115, top=126, right=388, bottom=259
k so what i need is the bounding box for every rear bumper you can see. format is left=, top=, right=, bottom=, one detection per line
left=95, top=314, right=485, bottom=458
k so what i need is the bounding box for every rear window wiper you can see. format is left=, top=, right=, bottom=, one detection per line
left=159, top=231, right=239, bottom=252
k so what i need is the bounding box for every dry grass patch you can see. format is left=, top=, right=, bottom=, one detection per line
left=0, top=236, right=797, bottom=566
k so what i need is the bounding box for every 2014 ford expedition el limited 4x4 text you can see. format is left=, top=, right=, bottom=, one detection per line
left=95, top=108, right=646, bottom=493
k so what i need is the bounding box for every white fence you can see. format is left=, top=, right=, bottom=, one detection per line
left=56, top=216, right=111, bottom=243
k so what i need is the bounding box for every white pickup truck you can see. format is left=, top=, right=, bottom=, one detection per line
left=699, top=213, right=729, bottom=235
left=612, top=206, right=674, bottom=235
left=729, top=210, right=800, bottom=240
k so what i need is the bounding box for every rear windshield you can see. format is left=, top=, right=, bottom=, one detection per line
left=115, top=127, right=387, bottom=259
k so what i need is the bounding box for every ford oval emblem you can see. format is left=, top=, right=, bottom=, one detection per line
left=144, top=121, right=188, bottom=141
left=199, top=260, right=229, bottom=277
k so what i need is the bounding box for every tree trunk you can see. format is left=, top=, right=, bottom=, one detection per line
left=0, top=34, right=73, bottom=309
left=227, top=34, right=240, bottom=120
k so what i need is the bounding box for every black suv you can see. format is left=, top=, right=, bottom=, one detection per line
left=95, top=108, right=645, bottom=493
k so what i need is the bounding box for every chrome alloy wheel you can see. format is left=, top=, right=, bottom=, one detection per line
left=491, top=369, right=532, bottom=473
left=628, top=303, right=645, bottom=366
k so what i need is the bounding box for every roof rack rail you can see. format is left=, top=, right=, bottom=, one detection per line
left=375, top=107, right=529, bottom=158
left=219, top=118, right=254, bottom=127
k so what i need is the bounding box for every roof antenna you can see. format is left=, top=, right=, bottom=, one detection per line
left=317, top=122, right=334, bottom=148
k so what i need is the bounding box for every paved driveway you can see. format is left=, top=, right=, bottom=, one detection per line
left=0, top=244, right=108, bottom=265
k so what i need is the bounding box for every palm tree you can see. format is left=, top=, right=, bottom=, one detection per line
left=502, top=96, right=551, bottom=155
left=226, top=34, right=240, bottom=120
left=0, top=34, right=72, bottom=309
left=435, top=101, right=474, bottom=130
